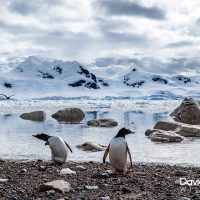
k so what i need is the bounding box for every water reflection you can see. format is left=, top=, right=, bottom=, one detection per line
left=0, top=111, right=200, bottom=166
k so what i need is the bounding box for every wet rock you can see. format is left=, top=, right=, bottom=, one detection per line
left=148, top=129, right=184, bottom=143
left=77, top=142, right=106, bottom=152
left=40, top=180, right=71, bottom=193
left=52, top=108, right=85, bottom=123
left=171, top=98, right=200, bottom=125
left=87, top=119, right=118, bottom=127
left=59, top=168, right=76, bottom=175
left=20, top=111, right=46, bottom=122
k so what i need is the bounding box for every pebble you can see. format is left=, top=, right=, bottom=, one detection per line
left=174, top=170, right=188, bottom=176
left=59, top=168, right=76, bottom=175
left=99, top=196, right=110, bottom=200
left=75, top=165, right=86, bottom=171
left=0, top=178, right=8, bottom=182
left=179, top=197, right=191, bottom=200
left=46, top=190, right=56, bottom=195
left=20, top=168, right=27, bottom=173
left=135, top=172, right=147, bottom=176
left=85, top=185, right=99, bottom=190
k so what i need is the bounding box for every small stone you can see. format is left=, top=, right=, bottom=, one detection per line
left=100, top=172, right=109, bottom=178
left=85, top=185, right=99, bottom=190
left=121, top=187, right=131, bottom=194
left=39, top=166, right=47, bottom=172
left=135, top=172, right=147, bottom=176
left=99, top=196, right=110, bottom=200
left=60, top=168, right=76, bottom=175
left=20, top=168, right=27, bottom=173
left=75, top=165, right=86, bottom=171
left=0, top=178, right=8, bottom=182
left=174, top=170, right=188, bottom=176
left=46, top=190, right=56, bottom=195
left=179, top=197, right=190, bottom=200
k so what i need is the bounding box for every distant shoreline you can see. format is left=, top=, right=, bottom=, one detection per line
left=0, top=160, right=199, bottom=199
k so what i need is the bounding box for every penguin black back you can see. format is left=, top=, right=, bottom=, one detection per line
left=115, top=128, right=134, bottom=138
left=32, top=133, right=52, bottom=141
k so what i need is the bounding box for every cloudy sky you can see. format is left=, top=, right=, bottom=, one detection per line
left=0, top=0, right=200, bottom=72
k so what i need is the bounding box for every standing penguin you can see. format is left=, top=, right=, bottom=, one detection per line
left=103, top=128, right=134, bottom=174
left=33, top=133, right=72, bottom=164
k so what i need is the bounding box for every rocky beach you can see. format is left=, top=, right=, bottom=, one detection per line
left=0, top=160, right=200, bottom=200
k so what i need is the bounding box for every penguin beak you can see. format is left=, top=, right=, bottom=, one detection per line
left=129, top=131, right=135, bottom=134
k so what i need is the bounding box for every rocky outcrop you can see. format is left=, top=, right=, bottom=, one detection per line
left=87, top=119, right=118, bottom=127
left=146, top=129, right=184, bottom=143
left=171, top=98, right=200, bottom=124
left=76, top=142, right=106, bottom=152
left=52, top=108, right=85, bottom=123
left=154, top=121, right=200, bottom=137
left=20, top=111, right=46, bottom=121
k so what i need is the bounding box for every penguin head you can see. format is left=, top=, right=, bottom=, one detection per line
left=115, top=128, right=134, bottom=138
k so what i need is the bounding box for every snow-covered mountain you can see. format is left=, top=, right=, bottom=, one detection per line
left=0, top=56, right=200, bottom=99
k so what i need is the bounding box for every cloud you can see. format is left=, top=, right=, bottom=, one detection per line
left=8, top=0, right=64, bottom=15
left=94, top=0, right=166, bottom=20
left=165, top=41, right=195, bottom=48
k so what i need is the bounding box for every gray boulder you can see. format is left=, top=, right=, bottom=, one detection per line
left=148, top=129, right=184, bottom=143
left=52, top=107, right=85, bottom=123
left=20, top=111, right=46, bottom=121
left=87, top=119, right=118, bottom=127
left=154, top=121, right=180, bottom=131
left=154, top=121, right=200, bottom=137
left=171, top=98, right=200, bottom=124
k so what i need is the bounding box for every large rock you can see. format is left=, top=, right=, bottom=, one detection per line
left=154, top=121, right=200, bottom=137
left=76, top=142, right=106, bottom=152
left=40, top=180, right=71, bottom=193
left=147, top=129, right=184, bottom=143
left=171, top=98, right=200, bottom=124
left=87, top=118, right=118, bottom=127
left=154, top=121, right=180, bottom=131
left=20, top=111, right=46, bottom=121
left=52, top=107, right=85, bottom=123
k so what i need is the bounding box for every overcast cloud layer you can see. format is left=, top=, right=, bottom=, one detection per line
left=0, top=0, right=200, bottom=73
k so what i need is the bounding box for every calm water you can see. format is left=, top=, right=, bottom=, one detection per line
left=0, top=110, right=200, bottom=166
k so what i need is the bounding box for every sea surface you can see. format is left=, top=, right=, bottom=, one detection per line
left=0, top=101, right=200, bottom=166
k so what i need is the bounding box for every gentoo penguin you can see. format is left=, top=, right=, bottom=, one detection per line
left=103, top=128, right=134, bottom=174
left=33, top=133, right=72, bottom=164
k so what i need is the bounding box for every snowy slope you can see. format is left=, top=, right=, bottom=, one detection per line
left=0, top=56, right=200, bottom=99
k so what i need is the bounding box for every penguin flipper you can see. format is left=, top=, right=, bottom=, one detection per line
left=64, top=141, right=73, bottom=153
left=127, top=145, right=132, bottom=167
left=103, top=144, right=110, bottom=163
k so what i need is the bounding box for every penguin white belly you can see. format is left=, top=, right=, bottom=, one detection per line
left=109, top=137, right=127, bottom=172
left=48, top=137, right=68, bottom=164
